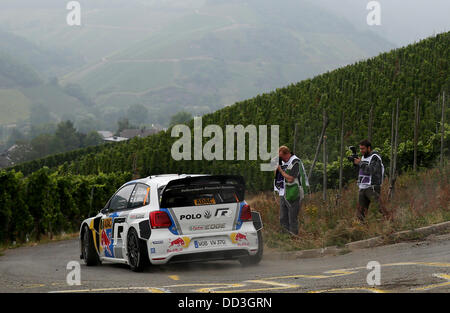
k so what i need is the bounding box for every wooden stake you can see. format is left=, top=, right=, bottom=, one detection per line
left=389, top=99, right=400, bottom=200
left=293, top=123, right=298, bottom=155
left=338, top=109, right=345, bottom=199
left=413, top=98, right=419, bottom=172
left=441, top=91, right=446, bottom=168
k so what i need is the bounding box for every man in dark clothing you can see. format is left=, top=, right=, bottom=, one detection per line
left=353, top=139, right=390, bottom=221
left=275, top=146, right=309, bottom=235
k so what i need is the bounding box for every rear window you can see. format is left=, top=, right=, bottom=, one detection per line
left=161, top=186, right=241, bottom=208
left=160, top=176, right=245, bottom=208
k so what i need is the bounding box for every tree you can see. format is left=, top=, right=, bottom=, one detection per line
left=169, top=111, right=193, bottom=127
left=127, top=104, right=149, bottom=126
left=83, top=131, right=103, bottom=147
left=53, top=120, right=80, bottom=152
left=116, top=118, right=137, bottom=135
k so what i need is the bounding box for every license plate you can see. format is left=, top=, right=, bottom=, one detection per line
left=194, top=198, right=216, bottom=205
left=194, top=239, right=226, bottom=248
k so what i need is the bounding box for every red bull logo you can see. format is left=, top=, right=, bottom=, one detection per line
left=169, top=237, right=185, bottom=247
left=101, top=229, right=112, bottom=256
left=167, top=237, right=190, bottom=252
left=230, top=232, right=249, bottom=245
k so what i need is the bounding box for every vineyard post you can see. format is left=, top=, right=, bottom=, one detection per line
left=389, top=105, right=395, bottom=183
left=338, top=109, right=345, bottom=202
left=368, top=103, right=374, bottom=142
left=441, top=91, right=446, bottom=169
left=323, top=133, right=327, bottom=202
left=389, top=98, right=400, bottom=200
left=414, top=98, right=420, bottom=172
left=293, top=123, right=298, bottom=155
left=308, top=106, right=329, bottom=180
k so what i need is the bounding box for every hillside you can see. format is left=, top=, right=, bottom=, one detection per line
left=0, top=30, right=92, bottom=127
left=8, top=32, right=450, bottom=192
left=0, top=53, right=91, bottom=126
left=0, top=0, right=395, bottom=126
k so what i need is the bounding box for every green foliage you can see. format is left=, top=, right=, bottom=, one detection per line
left=169, top=111, right=193, bottom=127
left=0, top=168, right=131, bottom=244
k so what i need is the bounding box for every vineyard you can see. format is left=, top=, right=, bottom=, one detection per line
left=1, top=32, right=449, bottom=244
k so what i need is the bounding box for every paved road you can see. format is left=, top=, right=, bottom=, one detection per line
left=1, top=234, right=449, bottom=293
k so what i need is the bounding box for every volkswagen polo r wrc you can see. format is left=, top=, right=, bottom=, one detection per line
left=79, top=174, right=263, bottom=271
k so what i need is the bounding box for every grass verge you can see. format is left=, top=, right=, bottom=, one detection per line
left=0, top=232, right=78, bottom=256
left=248, top=163, right=450, bottom=252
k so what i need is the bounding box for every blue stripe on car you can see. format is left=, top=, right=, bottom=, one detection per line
left=160, top=208, right=179, bottom=235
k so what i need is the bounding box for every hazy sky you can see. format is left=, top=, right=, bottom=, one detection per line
left=312, top=0, right=450, bottom=46
left=0, top=0, right=448, bottom=46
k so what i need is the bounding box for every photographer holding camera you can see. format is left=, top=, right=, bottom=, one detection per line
left=274, top=146, right=309, bottom=236
left=351, top=140, right=391, bottom=222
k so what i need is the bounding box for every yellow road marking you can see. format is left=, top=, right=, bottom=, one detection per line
left=47, top=261, right=450, bottom=293
left=263, top=269, right=357, bottom=280
left=197, top=280, right=299, bottom=293
left=147, top=287, right=166, bottom=293
left=23, top=283, right=46, bottom=289
left=309, top=287, right=386, bottom=293
left=411, top=274, right=450, bottom=291
left=194, top=284, right=247, bottom=293
left=50, top=286, right=167, bottom=293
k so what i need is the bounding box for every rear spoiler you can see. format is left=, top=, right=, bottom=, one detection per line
left=160, top=175, right=245, bottom=207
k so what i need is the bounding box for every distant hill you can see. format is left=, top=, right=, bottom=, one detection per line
left=62, top=0, right=395, bottom=125
left=0, top=52, right=90, bottom=126
left=0, top=0, right=395, bottom=126
left=9, top=32, right=449, bottom=192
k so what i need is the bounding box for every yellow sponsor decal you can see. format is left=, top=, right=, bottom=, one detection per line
left=103, top=218, right=112, bottom=229
left=194, top=198, right=216, bottom=205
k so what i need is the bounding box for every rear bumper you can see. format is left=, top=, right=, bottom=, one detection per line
left=147, top=222, right=259, bottom=265
left=167, top=249, right=250, bottom=264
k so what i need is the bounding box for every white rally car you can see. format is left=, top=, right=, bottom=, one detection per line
left=79, top=174, right=263, bottom=271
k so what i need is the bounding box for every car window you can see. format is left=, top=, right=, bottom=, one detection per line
left=128, top=183, right=150, bottom=209
left=109, top=184, right=135, bottom=212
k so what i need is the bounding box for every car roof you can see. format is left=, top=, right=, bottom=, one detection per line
left=122, top=174, right=208, bottom=188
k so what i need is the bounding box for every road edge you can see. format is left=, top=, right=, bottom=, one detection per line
left=263, top=220, right=450, bottom=260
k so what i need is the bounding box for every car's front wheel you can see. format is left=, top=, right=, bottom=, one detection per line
left=127, top=228, right=149, bottom=272
left=81, top=225, right=101, bottom=266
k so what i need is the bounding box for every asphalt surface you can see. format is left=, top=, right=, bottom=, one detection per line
left=1, top=234, right=450, bottom=293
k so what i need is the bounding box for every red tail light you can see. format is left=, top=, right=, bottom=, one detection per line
left=240, top=204, right=252, bottom=221
left=150, top=211, right=172, bottom=228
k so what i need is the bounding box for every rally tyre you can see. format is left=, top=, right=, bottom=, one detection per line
left=239, top=230, right=263, bottom=266
left=127, top=228, right=149, bottom=272
left=82, top=225, right=101, bottom=266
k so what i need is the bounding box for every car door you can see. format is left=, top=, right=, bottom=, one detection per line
left=99, top=184, right=135, bottom=258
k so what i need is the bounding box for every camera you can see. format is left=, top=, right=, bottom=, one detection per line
left=347, top=146, right=359, bottom=163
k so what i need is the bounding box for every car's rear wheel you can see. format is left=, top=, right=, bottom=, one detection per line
left=127, top=228, right=149, bottom=272
left=81, top=225, right=101, bottom=266
left=239, top=230, right=263, bottom=266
